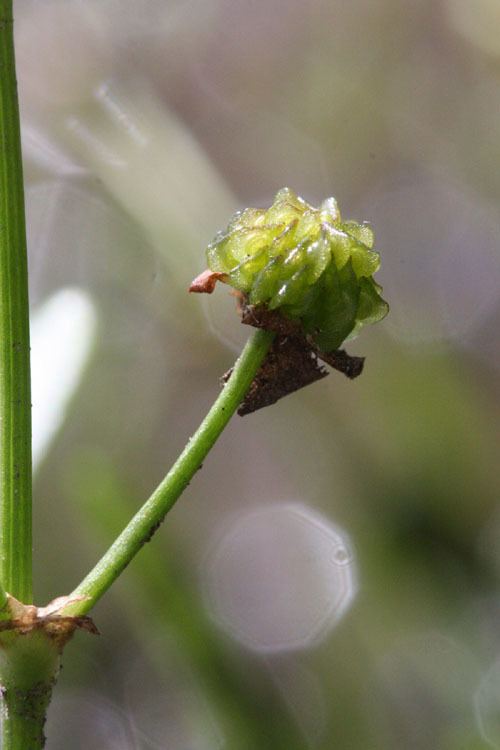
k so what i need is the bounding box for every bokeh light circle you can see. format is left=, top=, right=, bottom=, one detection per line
left=203, top=503, right=357, bottom=653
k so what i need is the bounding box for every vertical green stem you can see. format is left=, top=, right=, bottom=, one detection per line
left=0, top=579, right=8, bottom=623
left=0, top=632, right=60, bottom=750
left=0, top=3, right=40, bottom=744
left=0, top=0, right=32, bottom=603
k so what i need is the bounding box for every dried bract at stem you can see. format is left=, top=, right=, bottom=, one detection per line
left=0, top=594, right=98, bottom=651
left=188, top=270, right=228, bottom=294
left=223, top=335, right=328, bottom=416
left=236, top=299, right=364, bottom=412
left=313, top=347, right=364, bottom=379
left=240, top=300, right=303, bottom=337
left=240, top=299, right=364, bottom=376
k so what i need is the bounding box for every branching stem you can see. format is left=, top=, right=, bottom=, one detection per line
left=64, top=328, right=275, bottom=616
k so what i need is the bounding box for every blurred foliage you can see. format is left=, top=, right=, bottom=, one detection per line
left=14, top=0, right=500, bottom=747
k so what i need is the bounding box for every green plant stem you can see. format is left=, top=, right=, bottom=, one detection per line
left=0, top=579, right=8, bottom=619
left=66, top=451, right=308, bottom=750
left=0, top=5, right=44, bottom=748
left=65, top=328, right=275, bottom=616
left=0, top=632, right=60, bottom=750
left=0, top=0, right=32, bottom=603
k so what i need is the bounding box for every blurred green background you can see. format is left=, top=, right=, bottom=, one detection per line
left=13, top=0, right=500, bottom=747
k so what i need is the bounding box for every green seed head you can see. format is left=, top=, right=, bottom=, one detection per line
left=207, top=188, right=388, bottom=352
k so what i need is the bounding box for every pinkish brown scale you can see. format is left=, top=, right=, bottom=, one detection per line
left=188, top=269, right=228, bottom=294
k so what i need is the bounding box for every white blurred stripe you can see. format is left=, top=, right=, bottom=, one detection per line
left=31, top=288, right=97, bottom=471
left=22, top=123, right=87, bottom=177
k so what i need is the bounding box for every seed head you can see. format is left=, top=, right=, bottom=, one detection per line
left=206, top=188, right=388, bottom=351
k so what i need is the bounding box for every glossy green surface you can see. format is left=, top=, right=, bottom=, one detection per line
left=207, top=188, right=388, bottom=351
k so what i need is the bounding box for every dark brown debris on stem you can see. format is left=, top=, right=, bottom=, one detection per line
left=229, top=299, right=366, bottom=415
left=223, top=335, right=328, bottom=416
left=314, top=347, right=364, bottom=379
left=189, top=278, right=366, bottom=415
left=238, top=295, right=365, bottom=380
left=240, top=300, right=303, bottom=338
left=240, top=300, right=365, bottom=380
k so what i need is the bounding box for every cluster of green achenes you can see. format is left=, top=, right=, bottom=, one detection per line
left=207, top=188, right=388, bottom=352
